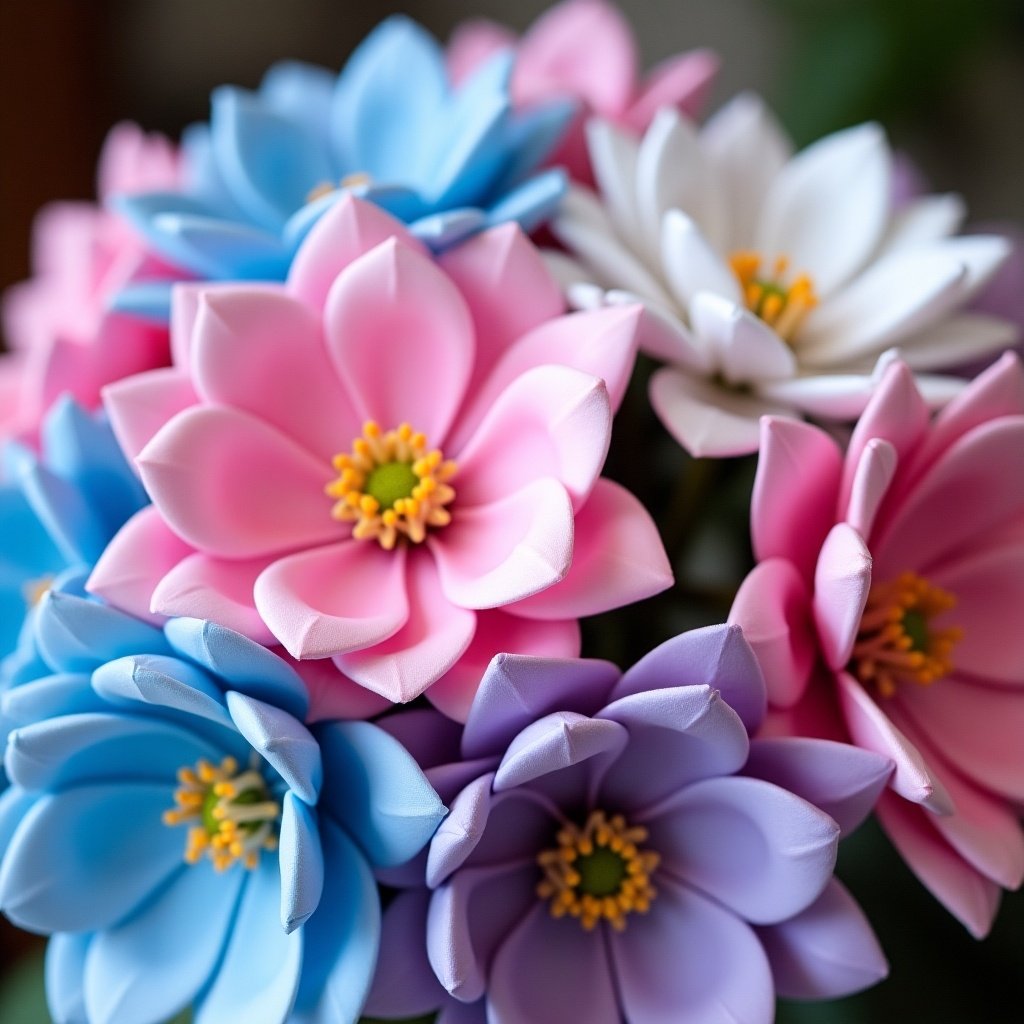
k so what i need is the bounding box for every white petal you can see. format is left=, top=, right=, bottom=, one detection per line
left=689, top=292, right=796, bottom=384
left=758, top=123, right=892, bottom=296
left=936, top=234, right=1013, bottom=303
left=636, top=108, right=725, bottom=255
left=700, top=92, right=793, bottom=253
left=797, top=246, right=968, bottom=366
left=888, top=313, right=1019, bottom=371
left=586, top=119, right=649, bottom=258
left=876, top=194, right=966, bottom=257
left=661, top=209, right=741, bottom=311
left=755, top=372, right=882, bottom=420
left=650, top=367, right=792, bottom=458
left=621, top=291, right=713, bottom=371
left=541, top=249, right=594, bottom=295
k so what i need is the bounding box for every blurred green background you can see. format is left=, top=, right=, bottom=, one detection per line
left=1, top=0, right=1023, bottom=1020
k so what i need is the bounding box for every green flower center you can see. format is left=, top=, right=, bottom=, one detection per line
left=901, top=609, right=931, bottom=653
left=576, top=845, right=628, bottom=897
left=365, top=461, right=418, bottom=510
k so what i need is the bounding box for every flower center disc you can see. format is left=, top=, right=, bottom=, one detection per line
left=326, top=421, right=457, bottom=550
left=851, top=571, right=963, bottom=698
left=164, top=756, right=280, bottom=871
left=537, top=810, right=660, bottom=931
left=728, top=250, right=818, bottom=341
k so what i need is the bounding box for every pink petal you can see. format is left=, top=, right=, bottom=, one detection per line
left=486, top=904, right=620, bottom=1024
left=324, top=239, right=474, bottom=445
left=836, top=670, right=951, bottom=812
left=839, top=360, right=929, bottom=522
left=291, top=657, right=391, bottom=722
left=102, top=368, right=199, bottom=471
left=192, top=287, right=358, bottom=462
left=649, top=367, right=788, bottom=458
left=611, top=879, right=774, bottom=1024
left=86, top=506, right=193, bottom=622
left=429, top=478, right=574, bottom=610
left=137, top=406, right=336, bottom=559
left=514, top=0, right=637, bottom=115
left=894, top=672, right=1024, bottom=803
left=845, top=438, right=897, bottom=540
left=149, top=552, right=276, bottom=644
left=447, top=20, right=517, bottom=86
left=453, top=365, right=611, bottom=509
left=729, top=559, right=816, bottom=709
left=253, top=540, right=408, bottom=660
left=876, top=791, right=1000, bottom=938
left=625, top=49, right=720, bottom=129
left=813, top=523, right=872, bottom=671
left=426, top=612, right=581, bottom=723
left=287, top=195, right=425, bottom=312
left=171, top=283, right=239, bottom=370
left=439, top=224, right=564, bottom=405
left=507, top=478, right=671, bottom=620
left=757, top=879, right=888, bottom=1000
left=448, top=305, right=639, bottom=454
left=751, top=416, right=843, bottom=582
left=334, top=550, right=476, bottom=704
left=873, top=416, right=1024, bottom=578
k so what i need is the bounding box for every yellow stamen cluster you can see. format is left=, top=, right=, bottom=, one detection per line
left=163, top=756, right=280, bottom=872
left=306, top=171, right=373, bottom=204
left=728, top=251, right=819, bottom=341
left=22, top=575, right=54, bottom=608
left=851, top=571, right=963, bottom=699
left=326, top=421, right=457, bottom=550
left=537, top=810, right=660, bottom=932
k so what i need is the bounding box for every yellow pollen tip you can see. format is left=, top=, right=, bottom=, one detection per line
left=728, top=249, right=818, bottom=342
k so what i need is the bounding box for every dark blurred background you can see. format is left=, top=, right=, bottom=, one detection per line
left=2, top=0, right=1024, bottom=1020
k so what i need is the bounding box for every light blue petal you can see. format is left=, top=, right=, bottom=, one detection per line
left=317, top=720, right=446, bottom=869
left=92, top=653, right=233, bottom=728
left=0, top=481, right=65, bottom=578
left=35, top=590, right=169, bottom=672
left=165, top=618, right=308, bottom=720
left=2, top=672, right=109, bottom=728
left=425, top=50, right=512, bottom=209
left=226, top=692, right=321, bottom=804
left=489, top=98, right=576, bottom=195
left=331, top=16, right=448, bottom=184
left=5, top=712, right=221, bottom=791
left=149, top=212, right=291, bottom=280
left=410, top=208, right=487, bottom=251
left=182, top=122, right=249, bottom=221
left=17, top=463, right=106, bottom=566
left=46, top=932, right=92, bottom=1024
left=113, top=191, right=223, bottom=256
left=279, top=791, right=324, bottom=933
left=0, top=782, right=183, bottom=933
left=0, top=785, right=34, bottom=858
left=107, top=280, right=174, bottom=322
left=210, top=86, right=333, bottom=231
left=484, top=168, right=568, bottom=235
left=194, top=857, right=303, bottom=1024
left=84, top=860, right=244, bottom=1024
left=41, top=398, right=148, bottom=542
left=0, top=567, right=33, bottom=661
left=260, top=60, right=336, bottom=140
left=293, top=818, right=379, bottom=1023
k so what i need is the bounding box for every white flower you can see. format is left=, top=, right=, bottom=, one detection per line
left=551, top=93, right=1016, bottom=457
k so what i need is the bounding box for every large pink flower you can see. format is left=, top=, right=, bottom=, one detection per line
left=447, top=0, right=717, bottom=186
left=90, top=196, right=672, bottom=720
left=0, top=122, right=182, bottom=446
left=730, top=355, right=1024, bottom=936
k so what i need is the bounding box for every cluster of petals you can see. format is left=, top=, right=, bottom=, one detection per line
left=114, top=16, right=575, bottom=321
left=0, top=123, right=180, bottom=447
left=447, top=0, right=718, bottom=185
left=89, top=195, right=672, bottom=719
left=0, top=595, right=445, bottom=1024
left=0, top=397, right=147, bottom=679
left=551, top=92, right=1015, bottom=456
left=364, top=626, right=891, bottom=1023
left=731, top=354, right=1024, bottom=936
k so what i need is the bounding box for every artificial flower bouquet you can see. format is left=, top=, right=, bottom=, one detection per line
left=1, top=3, right=1022, bottom=1022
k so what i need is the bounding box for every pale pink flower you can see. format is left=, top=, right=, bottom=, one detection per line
left=730, top=354, right=1024, bottom=936
left=0, top=123, right=182, bottom=446
left=89, top=196, right=671, bottom=720
left=448, top=0, right=717, bottom=185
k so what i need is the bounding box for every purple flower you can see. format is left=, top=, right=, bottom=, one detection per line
left=366, top=625, right=893, bottom=1023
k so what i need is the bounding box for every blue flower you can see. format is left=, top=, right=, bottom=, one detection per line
left=114, top=16, right=574, bottom=320
left=0, top=599, right=445, bottom=1024
left=0, top=397, right=148, bottom=688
